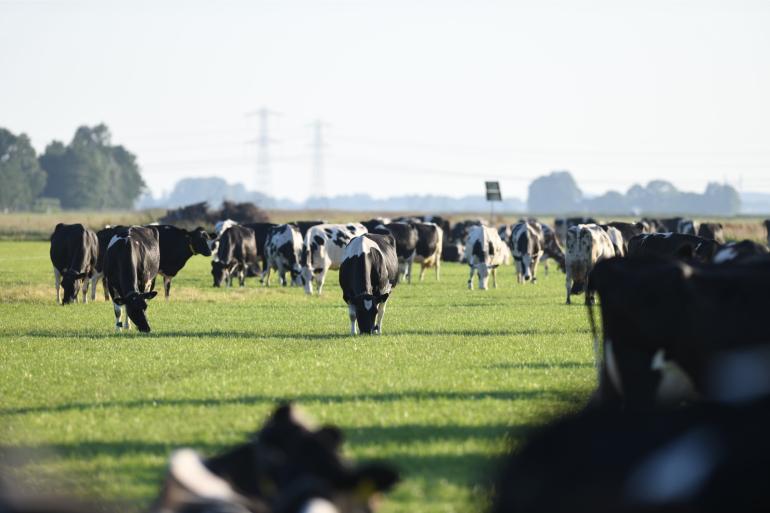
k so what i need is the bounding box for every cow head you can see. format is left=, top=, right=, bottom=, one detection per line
left=189, top=227, right=212, bottom=257
left=211, top=261, right=228, bottom=287
left=114, top=291, right=158, bottom=332
left=60, top=269, right=87, bottom=304
left=352, top=295, right=383, bottom=334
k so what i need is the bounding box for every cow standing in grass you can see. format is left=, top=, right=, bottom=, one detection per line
left=538, top=222, right=565, bottom=275
left=212, top=225, right=258, bottom=287
left=50, top=223, right=99, bottom=304
left=339, top=233, right=399, bottom=335
left=465, top=225, right=507, bottom=290
left=155, top=225, right=212, bottom=298
left=302, top=223, right=368, bottom=295
left=564, top=224, right=615, bottom=305
left=509, top=221, right=543, bottom=284
left=263, top=224, right=304, bottom=287
left=103, top=226, right=160, bottom=332
left=413, top=222, right=443, bottom=282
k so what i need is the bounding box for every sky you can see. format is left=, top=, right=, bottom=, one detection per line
left=2, top=0, right=770, bottom=202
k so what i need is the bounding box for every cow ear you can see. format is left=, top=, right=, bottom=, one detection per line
left=141, top=291, right=158, bottom=301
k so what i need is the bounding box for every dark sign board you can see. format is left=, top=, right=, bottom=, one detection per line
left=485, top=181, right=502, bottom=201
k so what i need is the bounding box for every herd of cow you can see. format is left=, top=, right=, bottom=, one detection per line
left=30, top=215, right=770, bottom=511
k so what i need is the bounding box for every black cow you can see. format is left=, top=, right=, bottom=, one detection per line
left=154, top=225, right=211, bottom=298
left=713, top=240, right=769, bottom=264
left=50, top=223, right=99, bottom=304
left=413, top=222, right=442, bottom=281
left=587, top=256, right=770, bottom=407
left=242, top=222, right=278, bottom=277
left=627, top=233, right=720, bottom=263
left=360, top=217, right=390, bottom=232
left=441, top=241, right=465, bottom=262
left=698, top=222, right=726, bottom=244
left=103, top=226, right=160, bottom=332
left=154, top=404, right=399, bottom=513
left=339, top=233, right=399, bottom=335
left=418, top=215, right=451, bottom=239
left=382, top=222, right=418, bottom=282
left=656, top=217, right=683, bottom=233
left=211, top=225, right=258, bottom=287
left=491, top=395, right=770, bottom=513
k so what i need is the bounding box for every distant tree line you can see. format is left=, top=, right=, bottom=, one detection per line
left=528, top=170, right=741, bottom=216
left=0, top=124, right=144, bottom=212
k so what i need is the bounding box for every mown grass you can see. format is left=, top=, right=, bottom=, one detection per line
left=0, top=240, right=597, bottom=513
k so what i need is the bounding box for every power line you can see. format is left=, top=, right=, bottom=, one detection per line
left=310, top=119, right=329, bottom=207
left=246, top=107, right=280, bottom=197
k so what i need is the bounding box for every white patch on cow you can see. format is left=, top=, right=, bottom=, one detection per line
left=299, top=498, right=339, bottom=513
left=168, top=448, right=242, bottom=503
left=713, top=246, right=738, bottom=264
left=363, top=298, right=373, bottom=311
left=108, top=235, right=126, bottom=249
left=347, top=304, right=357, bottom=335
left=604, top=339, right=624, bottom=396
left=624, top=428, right=722, bottom=504
left=652, top=349, right=699, bottom=404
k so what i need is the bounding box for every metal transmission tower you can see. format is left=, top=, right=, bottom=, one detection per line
left=246, top=107, right=279, bottom=198
left=310, top=119, right=329, bottom=208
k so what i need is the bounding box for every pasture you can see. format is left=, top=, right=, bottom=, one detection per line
left=0, top=240, right=597, bottom=513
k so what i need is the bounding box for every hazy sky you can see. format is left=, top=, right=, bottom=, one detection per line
left=2, top=0, right=770, bottom=202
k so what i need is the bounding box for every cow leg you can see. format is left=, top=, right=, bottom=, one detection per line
left=467, top=265, right=475, bottom=290
left=565, top=272, right=572, bottom=304
left=419, top=262, right=427, bottom=282
left=124, top=307, right=131, bottom=330
left=163, top=275, right=172, bottom=299
left=435, top=259, right=440, bottom=281
left=113, top=302, right=123, bottom=331
left=102, top=276, right=109, bottom=300
left=53, top=268, right=61, bottom=304
left=492, top=268, right=498, bottom=289
left=407, top=256, right=414, bottom=284
left=81, top=277, right=89, bottom=303
left=90, top=273, right=99, bottom=301
left=532, top=257, right=540, bottom=284
left=239, top=266, right=246, bottom=287
left=317, top=269, right=327, bottom=295
left=374, top=300, right=387, bottom=335
left=348, top=304, right=357, bottom=336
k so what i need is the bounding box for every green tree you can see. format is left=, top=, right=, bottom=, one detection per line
left=40, top=124, right=145, bottom=210
left=0, top=128, right=47, bottom=211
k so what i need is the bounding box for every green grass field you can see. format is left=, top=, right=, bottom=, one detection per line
left=0, top=241, right=596, bottom=513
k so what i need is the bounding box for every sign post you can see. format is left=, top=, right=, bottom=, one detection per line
left=485, top=181, right=502, bottom=224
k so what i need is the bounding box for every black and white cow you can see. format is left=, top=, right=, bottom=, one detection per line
left=212, top=225, right=258, bottom=287
left=95, top=225, right=128, bottom=301
left=604, top=222, right=646, bottom=253
left=713, top=240, right=769, bottom=264
left=564, top=224, right=616, bottom=305
left=382, top=222, right=418, bottom=283
left=302, top=223, right=368, bottom=295
left=293, top=220, right=326, bottom=238
left=555, top=217, right=598, bottom=246
left=509, top=221, right=543, bottom=283
left=698, top=222, right=726, bottom=244
left=538, top=222, right=565, bottom=275
left=599, top=225, right=625, bottom=257
left=154, top=225, right=211, bottom=298
left=413, top=222, right=443, bottom=281
left=242, top=222, right=278, bottom=277
left=587, top=256, right=770, bottom=408
left=418, top=215, right=451, bottom=237
left=339, top=233, right=399, bottom=335
left=103, top=226, right=160, bottom=332
left=627, top=233, right=721, bottom=263
left=360, top=217, right=391, bottom=232
left=50, top=223, right=99, bottom=304
left=263, top=224, right=303, bottom=287
left=154, top=404, right=400, bottom=513
left=465, top=225, right=507, bottom=290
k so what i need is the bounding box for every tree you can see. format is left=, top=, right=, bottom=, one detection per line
left=527, top=171, right=583, bottom=214
left=40, top=124, right=145, bottom=210
left=0, top=128, right=47, bottom=211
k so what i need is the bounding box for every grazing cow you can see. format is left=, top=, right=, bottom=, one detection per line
left=339, top=233, right=399, bottom=335
left=587, top=256, right=770, bottom=407
left=50, top=223, right=99, bottom=304
left=627, top=233, right=720, bottom=263
left=95, top=225, right=128, bottom=301
left=465, top=225, right=507, bottom=290
left=412, top=222, right=443, bottom=281
left=698, top=222, right=726, bottom=244
left=103, top=226, right=160, bottom=332
left=564, top=224, right=615, bottom=305
left=538, top=223, right=565, bottom=274
left=154, top=225, right=211, bottom=298
left=491, top=396, right=770, bottom=513
left=263, top=224, right=304, bottom=287
left=293, top=220, right=326, bottom=238
left=599, top=225, right=626, bottom=257
left=605, top=221, right=646, bottom=253
left=242, top=222, right=278, bottom=277
left=509, top=222, right=543, bottom=283
left=713, top=240, right=769, bottom=264
left=154, top=404, right=399, bottom=513
left=381, top=222, right=418, bottom=283
left=212, top=225, right=258, bottom=287
left=302, top=223, right=368, bottom=295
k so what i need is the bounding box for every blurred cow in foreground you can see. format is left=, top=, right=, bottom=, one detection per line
left=627, top=233, right=720, bottom=263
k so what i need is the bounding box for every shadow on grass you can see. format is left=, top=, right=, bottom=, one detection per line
left=0, top=389, right=587, bottom=416
left=484, top=361, right=594, bottom=370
